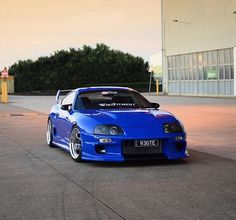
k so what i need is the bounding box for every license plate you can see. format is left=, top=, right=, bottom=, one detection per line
left=135, top=140, right=159, bottom=147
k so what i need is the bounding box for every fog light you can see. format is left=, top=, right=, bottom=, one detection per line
left=185, top=149, right=190, bottom=157
left=99, top=138, right=112, bottom=143
left=95, top=145, right=106, bottom=154
left=175, top=136, right=183, bottom=141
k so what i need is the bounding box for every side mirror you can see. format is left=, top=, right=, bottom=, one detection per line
left=150, top=103, right=160, bottom=109
left=61, top=104, right=72, bottom=111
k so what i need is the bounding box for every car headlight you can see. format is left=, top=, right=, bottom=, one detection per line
left=94, top=125, right=124, bottom=135
left=163, top=122, right=183, bottom=133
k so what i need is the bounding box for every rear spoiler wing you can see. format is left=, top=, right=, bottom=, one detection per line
left=56, top=89, right=73, bottom=104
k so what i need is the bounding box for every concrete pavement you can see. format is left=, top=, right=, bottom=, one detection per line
left=146, top=95, right=236, bottom=161
left=0, top=102, right=236, bottom=219
left=8, top=94, right=236, bottom=160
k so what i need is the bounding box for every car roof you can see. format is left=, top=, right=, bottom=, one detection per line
left=73, top=86, right=136, bottom=94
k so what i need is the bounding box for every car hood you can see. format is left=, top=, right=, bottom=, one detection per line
left=75, top=109, right=177, bottom=131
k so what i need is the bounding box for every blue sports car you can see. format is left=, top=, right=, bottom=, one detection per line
left=47, top=87, right=189, bottom=162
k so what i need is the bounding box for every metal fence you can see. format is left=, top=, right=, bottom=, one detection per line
left=82, top=82, right=162, bottom=93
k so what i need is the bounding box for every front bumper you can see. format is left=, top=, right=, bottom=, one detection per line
left=81, top=132, right=188, bottom=162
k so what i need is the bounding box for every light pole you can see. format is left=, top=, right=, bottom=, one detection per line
left=161, top=0, right=168, bottom=95
left=148, top=66, right=153, bottom=95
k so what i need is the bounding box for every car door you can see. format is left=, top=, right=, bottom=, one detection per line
left=56, top=91, right=76, bottom=146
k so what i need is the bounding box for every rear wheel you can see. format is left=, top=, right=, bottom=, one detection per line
left=69, top=127, right=83, bottom=162
left=47, top=119, right=55, bottom=147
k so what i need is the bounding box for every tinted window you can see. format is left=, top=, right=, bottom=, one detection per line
left=61, top=92, right=76, bottom=106
left=75, top=90, right=152, bottom=110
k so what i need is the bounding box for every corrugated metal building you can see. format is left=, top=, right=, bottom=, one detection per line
left=162, top=0, right=236, bottom=96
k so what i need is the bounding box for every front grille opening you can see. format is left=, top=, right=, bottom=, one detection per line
left=123, top=140, right=135, bottom=147
left=122, top=139, right=162, bottom=156
left=176, top=142, right=184, bottom=152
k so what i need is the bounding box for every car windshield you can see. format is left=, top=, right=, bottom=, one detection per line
left=75, top=90, right=152, bottom=110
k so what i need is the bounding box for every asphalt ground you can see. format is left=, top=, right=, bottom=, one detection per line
left=0, top=95, right=236, bottom=219
left=8, top=94, right=236, bottom=160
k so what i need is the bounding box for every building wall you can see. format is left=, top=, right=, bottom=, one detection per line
left=163, top=0, right=236, bottom=56
left=167, top=48, right=234, bottom=96
left=162, top=0, right=236, bottom=96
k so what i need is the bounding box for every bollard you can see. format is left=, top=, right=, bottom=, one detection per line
left=1, top=67, right=9, bottom=103
left=1, top=79, right=8, bottom=103
left=156, top=79, right=159, bottom=96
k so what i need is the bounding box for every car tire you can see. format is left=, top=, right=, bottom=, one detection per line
left=69, top=127, right=83, bottom=162
left=47, top=118, right=55, bottom=147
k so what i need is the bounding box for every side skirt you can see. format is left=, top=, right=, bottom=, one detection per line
left=52, top=140, right=70, bottom=153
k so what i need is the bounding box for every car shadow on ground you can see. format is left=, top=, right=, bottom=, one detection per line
left=87, top=157, right=190, bottom=168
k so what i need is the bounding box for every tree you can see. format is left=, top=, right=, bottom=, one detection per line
left=9, top=43, right=151, bottom=93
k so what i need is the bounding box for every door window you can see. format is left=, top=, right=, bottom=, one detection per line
left=61, top=92, right=76, bottom=106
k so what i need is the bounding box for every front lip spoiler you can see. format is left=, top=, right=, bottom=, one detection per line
left=123, top=154, right=167, bottom=161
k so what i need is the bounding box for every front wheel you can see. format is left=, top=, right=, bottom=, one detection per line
left=69, top=127, right=83, bottom=162
left=47, top=118, right=55, bottom=147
